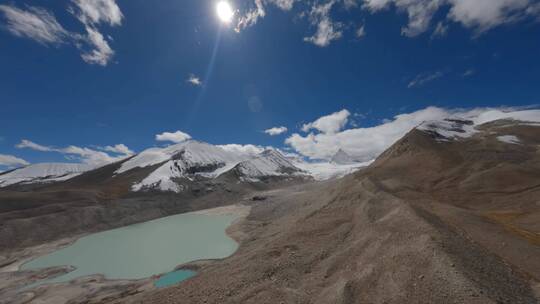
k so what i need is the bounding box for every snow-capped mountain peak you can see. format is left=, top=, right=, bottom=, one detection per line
left=116, top=140, right=246, bottom=175
left=231, top=149, right=306, bottom=182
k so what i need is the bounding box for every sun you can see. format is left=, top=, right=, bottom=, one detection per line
left=216, top=1, right=234, bottom=23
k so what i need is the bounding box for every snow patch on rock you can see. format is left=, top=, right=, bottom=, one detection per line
left=497, top=135, right=521, bottom=145
left=417, top=119, right=477, bottom=141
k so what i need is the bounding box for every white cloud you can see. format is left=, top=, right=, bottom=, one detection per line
left=70, top=0, right=123, bottom=26
left=15, top=139, right=132, bottom=166
left=0, top=154, right=29, bottom=168
left=218, top=144, right=266, bottom=156
left=271, top=0, right=296, bottom=10
left=447, top=0, right=535, bottom=34
left=356, top=24, right=366, bottom=38
left=235, top=0, right=296, bottom=32
left=363, top=0, right=443, bottom=37
left=187, top=74, right=202, bottom=86
left=264, top=126, right=288, bottom=136
left=236, top=0, right=266, bottom=32
left=0, top=1, right=123, bottom=66
left=16, top=139, right=53, bottom=151
left=302, top=109, right=350, bottom=134
left=432, top=21, right=448, bottom=38
left=233, top=0, right=539, bottom=45
left=0, top=5, right=69, bottom=45
left=286, top=106, right=540, bottom=161
left=80, top=26, right=114, bottom=66
left=155, top=131, right=192, bottom=143
left=62, top=145, right=125, bottom=165
left=408, top=71, right=444, bottom=88
left=71, top=0, right=122, bottom=66
left=304, top=1, right=343, bottom=47
left=102, top=144, right=134, bottom=155
left=362, top=0, right=540, bottom=37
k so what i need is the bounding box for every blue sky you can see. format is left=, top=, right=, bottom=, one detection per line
left=1, top=0, right=540, bottom=169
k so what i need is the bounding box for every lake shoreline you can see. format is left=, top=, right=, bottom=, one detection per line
left=170, top=203, right=252, bottom=274
left=0, top=203, right=253, bottom=303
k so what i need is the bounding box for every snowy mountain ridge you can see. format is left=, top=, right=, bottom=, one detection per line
left=0, top=140, right=372, bottom=190
left=417, top=109, right=540, bottom=141
left=0, top=163, right=93, bottom=187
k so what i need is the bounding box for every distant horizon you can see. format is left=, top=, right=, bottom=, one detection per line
left=2, top=106, right=539, bottom=172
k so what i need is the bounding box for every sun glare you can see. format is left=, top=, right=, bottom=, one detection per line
left=216, top=1, right=234, bottom=23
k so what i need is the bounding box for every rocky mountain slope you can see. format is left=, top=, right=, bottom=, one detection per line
left=127, top=118, right=540, bottom=304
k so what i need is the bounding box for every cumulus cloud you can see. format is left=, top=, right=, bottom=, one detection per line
left=302, top=109, right=350, bottom=134
left=187, top=74, right=202, bottom=86
left=264, top=126, right=288, bottom=136
left=15, top=139, right=132, bottom=166
left=155, top=131, right=192, bottom=143
left=0, top=5, right=70, bottom=45
left=0, top=154, right=29, bottom=168
left=286, top=106, right=540, bottom=161
left=408, top=71, right=444, bottom=88
left=0, top=1, right=123, bottom=66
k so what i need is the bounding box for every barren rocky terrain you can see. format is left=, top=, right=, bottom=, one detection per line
left=120, top=121, right=540, bottom=304
left=1, top=119, right=539, bottom=303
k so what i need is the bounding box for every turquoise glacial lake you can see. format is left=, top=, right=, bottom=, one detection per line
left=154, top=269, right=197, bottom=288
left=21, top=211, right=240, bottom=286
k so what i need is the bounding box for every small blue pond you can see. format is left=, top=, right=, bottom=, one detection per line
left=154, top=270, right=197, bottom=288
